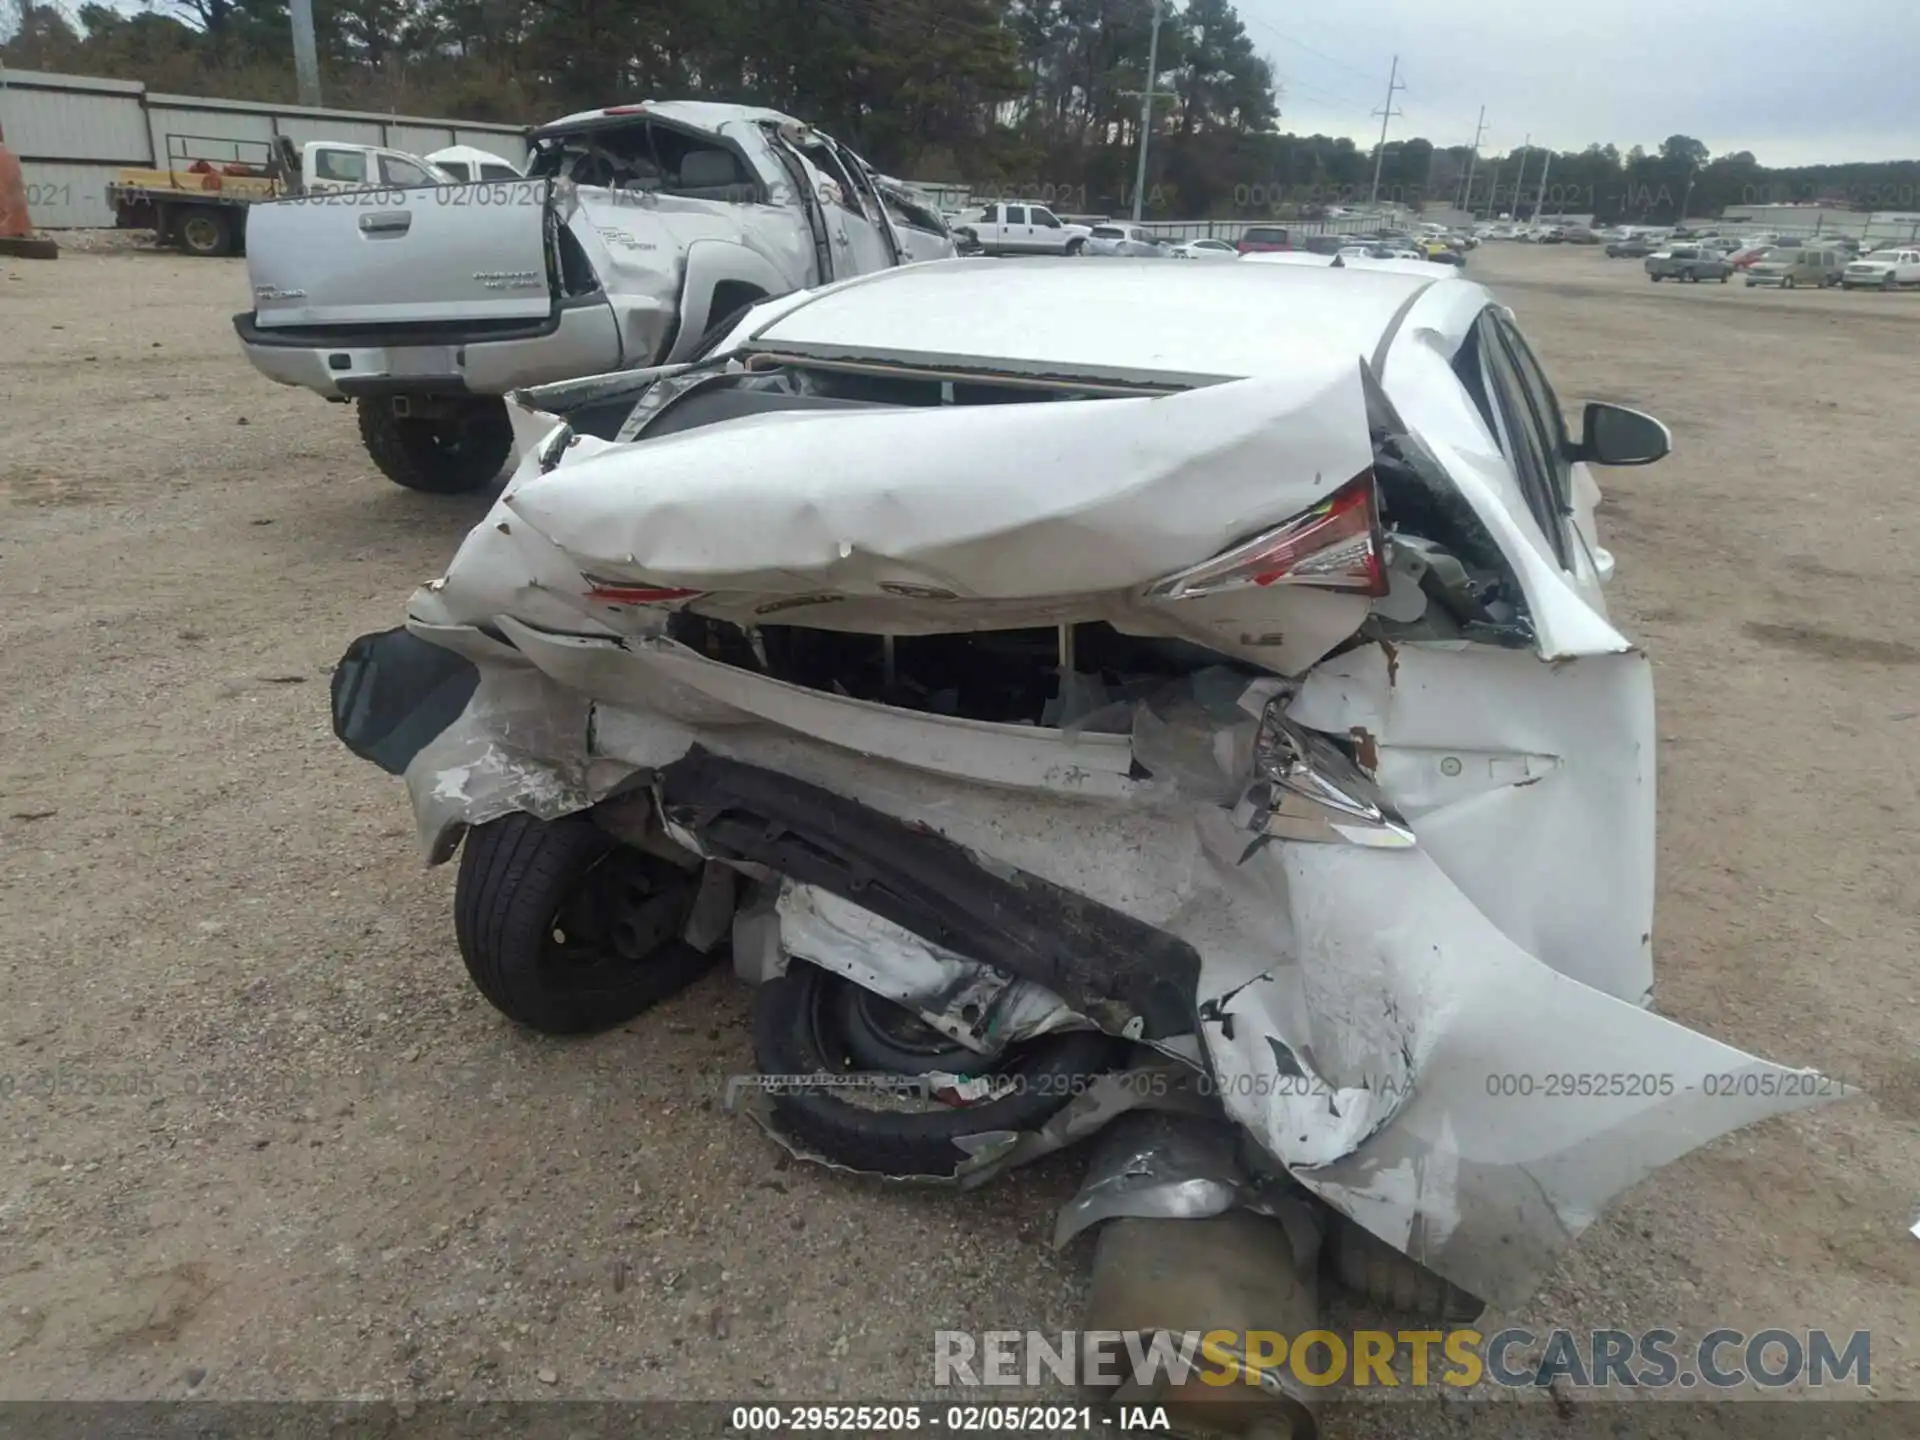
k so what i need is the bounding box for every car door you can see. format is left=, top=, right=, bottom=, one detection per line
left=1027, top=206, right=1071, bottom=253
left=790, top=135, right=896, bottom=275
left=1462, top=309, right=1614, bottom=611
left=1000, top=204, right=1033, bottom=252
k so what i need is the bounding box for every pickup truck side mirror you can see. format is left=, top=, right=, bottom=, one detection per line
left=1574, top=402, right=1671, bottom=467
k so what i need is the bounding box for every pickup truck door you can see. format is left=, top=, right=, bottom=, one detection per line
left=246, top=177, right=558, bottom=329
left=1028, top=205, right=1070, bottom=253
left=785, top=134, right=896, bottom=276
left=1001, top=204, right=1032, bottom=251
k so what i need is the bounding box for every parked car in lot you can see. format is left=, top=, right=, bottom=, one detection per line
left=1236, top=225, right=1294, bottom=253
left=1646, top=245, right=1732, bottom=282
left=1085, top=222, right=1166, bottom=257
left=1168, top=237, right=1238, bottom=259
left=1726, top=245, right=1773, bottom=270
left=1841, top=247, right=1920, bottom=289
left=1606, top=236, right=1659, bottom=258
left=1745, top=246, right=1847, bottom=288
left=237, top=101, right=954, bottom=494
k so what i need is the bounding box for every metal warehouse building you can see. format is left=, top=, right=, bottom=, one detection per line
left=0, top=68, right=529, bottom=228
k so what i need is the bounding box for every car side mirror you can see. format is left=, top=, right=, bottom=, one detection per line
left=1577, top=402, right=1671, bottom=467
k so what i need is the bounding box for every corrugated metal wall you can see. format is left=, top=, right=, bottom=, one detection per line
left=0, top=69, right=530, bottom=228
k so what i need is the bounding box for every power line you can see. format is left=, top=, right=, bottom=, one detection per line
left=1240, top=14, right=1377, bottom=85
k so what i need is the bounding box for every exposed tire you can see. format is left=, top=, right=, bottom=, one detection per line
left=356, top=396, right=513, bottom=494
left=1065, top=237, right=1086, bottom=256
left=1329, top=1215, right=1486, bottom=1323
left=1782, top=275, right=1796, bottom=289
left=752, top=960, right=1118, bottom=1178
left=1649, top=273, right=1662, bottom=282
left=1884, top=272, right=1898, bottom=291
left=177, top=206, right=235, bottom=258
left=454, top=813, right=716, bottom=1035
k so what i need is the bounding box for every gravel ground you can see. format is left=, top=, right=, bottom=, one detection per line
left=0, top=243, right=1916, bottom=1431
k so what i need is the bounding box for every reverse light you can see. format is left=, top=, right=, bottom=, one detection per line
left=1144, top=472, right=1388, bottom=600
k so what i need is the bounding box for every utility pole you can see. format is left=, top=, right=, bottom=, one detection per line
left=1508, top=133, right=1529, bottom=222
left=1367, top=55, right=1404, bottom=208
left=290, top=0, right=322, bottom=107
left=1458, top=106, right=1487, bottom=215
left=1678, top=162, right=1698, bottom=226
left=1533, top=147, right=1553, bottom=222
left=1130, top=0, right=1165, bottom=223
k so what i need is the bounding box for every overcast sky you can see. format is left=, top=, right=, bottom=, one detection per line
left=1236, top=0, right=1917, bottom=166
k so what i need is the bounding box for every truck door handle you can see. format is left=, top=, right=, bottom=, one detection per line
left=359, top=211, right=411, bottom=235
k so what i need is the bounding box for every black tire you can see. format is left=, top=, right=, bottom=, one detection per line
left=356, top=396, right=513, bottom=494
left=1782, top=275, right=1796, bottom=289
left=752, top=960, right=1118, bottom=1177
left=454, top=813, right=716, bottom=1035
left=1884, top=272, right=1897, bottom=291
left=1649, top=273, right=1661, bottom=282
left=1065, top=237, right=1086, bottom=256
left=176, top=206, right=235, bottom=258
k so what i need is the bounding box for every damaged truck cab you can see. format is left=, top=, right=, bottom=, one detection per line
left=235, top=102, right=954, bottom=496
left=332, top=257, right=1836, bottom=1431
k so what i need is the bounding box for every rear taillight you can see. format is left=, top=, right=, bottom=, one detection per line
left=1144, top=471, right=1389, bottom=601
left=583, top=579, right=705, bottom=605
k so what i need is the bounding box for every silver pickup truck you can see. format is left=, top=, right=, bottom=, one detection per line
left=235, top=102, right=955, bottom=493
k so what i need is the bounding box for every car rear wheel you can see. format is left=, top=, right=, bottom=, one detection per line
left=752, top=960, right=1117, bottom=1178
left=455, top=814, right=715, bottom=1035
left=356, top=396, right=514, bottom=494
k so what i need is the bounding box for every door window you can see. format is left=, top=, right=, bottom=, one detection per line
left=1031, top=207, right=1063, bottom=228
left=312, top=149, right=367, bottom=185
left=380, top=154, right=435, bottom=187
left=1004, top=205, right=1027, bottom=225
left=1467, top=311, right=1574, bottom=566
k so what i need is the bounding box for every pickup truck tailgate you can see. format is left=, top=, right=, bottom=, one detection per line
left=247, top=182, right=555, bottom=328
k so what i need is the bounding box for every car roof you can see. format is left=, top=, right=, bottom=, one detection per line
left=738, top=257, right=1458, bottom=386
left=533, top=100, right=800, bottom=138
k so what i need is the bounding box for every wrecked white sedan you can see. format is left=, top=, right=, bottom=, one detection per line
left=332, top=256, right=1835, bottom=1416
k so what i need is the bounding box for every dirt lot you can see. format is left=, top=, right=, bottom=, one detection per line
left=1, top=242, right=1916, bottom=1424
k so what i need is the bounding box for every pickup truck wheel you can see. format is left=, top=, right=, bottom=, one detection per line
left=1884, top=272, right=1897, bottom=291
left=177, top=207, right=235, bottom=258
left=356, top=397, right=513, bottom=494
left=1065, top=237, right=1086, bottom=257
left=454, top=814, right=714, bottom=1035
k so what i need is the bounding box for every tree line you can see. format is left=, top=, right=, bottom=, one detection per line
left=5, top=0, right=1916, bottom=222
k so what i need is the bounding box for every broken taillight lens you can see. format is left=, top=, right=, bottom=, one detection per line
left=583, top=579, right=705, bottom=605
left=1144, top=472, right=1389, bottom=600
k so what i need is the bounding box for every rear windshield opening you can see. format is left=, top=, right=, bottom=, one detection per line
left=530, top=121, right=758, bottom=202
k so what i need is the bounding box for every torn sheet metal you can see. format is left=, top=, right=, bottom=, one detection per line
left=384, top=628, right=1836, bottom=1306
left=1289, top=638, right=1656, bottom=1004
left=775, top=883, right=1080, bottom=1052
left=498, top=367, right=1374, bottom=603
left=1193, top=831, right=1843, bottom=1307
